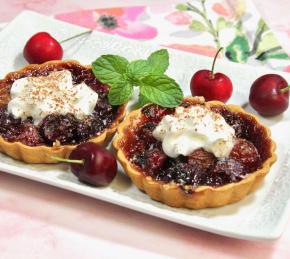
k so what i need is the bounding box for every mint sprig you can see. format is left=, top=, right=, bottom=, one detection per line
left=147, top=49, right=169, bottom=75
left=135, top=94, right=151, bottom=109
left=126, top=60, right=151, bottom=84
left=140, top=75, right=183, bottom=108
left=92, top=55, right=128, bottom=86
left=92, top=49, right=183, bottom=108
left=108, top=80, right=133, bottom=105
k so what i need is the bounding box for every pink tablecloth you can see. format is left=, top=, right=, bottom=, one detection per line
left=0, top=1, right=290, bottom=258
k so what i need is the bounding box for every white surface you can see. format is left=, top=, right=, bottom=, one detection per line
left=0, top=11, right=290, bottom=241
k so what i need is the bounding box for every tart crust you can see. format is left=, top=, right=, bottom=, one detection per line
left=113, top=97, right=276, bottom=209
left=0, top=60, right=126, bottom=163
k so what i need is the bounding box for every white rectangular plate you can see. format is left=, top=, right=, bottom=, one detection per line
left=1, top=11, right=290, bottom=241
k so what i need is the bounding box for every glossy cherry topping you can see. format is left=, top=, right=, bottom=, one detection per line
left=122, top=102, right=268, bottom=190
left=0, top=63, right=120, bottom=146
left=229, top=138, right=261, bottom=172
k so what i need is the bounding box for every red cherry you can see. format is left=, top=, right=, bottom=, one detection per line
left=249, top=74, right=289, bottom=116
left=23, top=32, right=63, bottom=64
left=188, top=148, right=216, bottom=170
left=144, top=148, right=167, bottom=171
left=229, top=138, right=261, bottom=171
left=190, top=48, right=233, bottom=103
left=53, top=142, right=117, bottom=186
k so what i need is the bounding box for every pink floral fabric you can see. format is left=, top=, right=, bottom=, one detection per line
left=54, top=1, right=290, bottom=71
left=165, top=11, right=192, bottom=25
left=56, top=7, right=157, bottom=40
left=164, top=44, right=218, bottom=57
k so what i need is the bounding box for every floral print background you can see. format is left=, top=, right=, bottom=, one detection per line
left=55, top=0, right=290, bottom=72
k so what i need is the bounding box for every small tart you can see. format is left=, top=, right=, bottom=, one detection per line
left=113, top=97, right=276, bottom=209
left=0, top=60, right=125, bottom=163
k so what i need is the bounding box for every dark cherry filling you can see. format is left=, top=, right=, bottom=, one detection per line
left=122, top=102, right=269, bottom=189
left=0, top=63, right=119, bottom=146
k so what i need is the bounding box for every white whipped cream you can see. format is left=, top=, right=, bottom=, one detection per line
left=8, top=70, right=98, bottom=125
left=153, top=105, right=236, bottom=159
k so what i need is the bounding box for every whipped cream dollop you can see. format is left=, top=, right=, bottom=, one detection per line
left=8, top=70, right=98, bottom=125
left=153, top=105, right=236, bottom=159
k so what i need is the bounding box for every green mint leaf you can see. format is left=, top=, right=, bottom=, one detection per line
left=92, top=49, right=184, bottom=107
left=126, top=60, right=151, bottom=84
left=92, top=55, right=129, bottom=86
left=133, top=93, right=151, bottom=109
left=140, top=75, right=183, bottom=108
left=127, top=49, right=169, bottom=83
left=147, top=49, right=169, bottom=75
left=108, top=80, right=133, bottom=105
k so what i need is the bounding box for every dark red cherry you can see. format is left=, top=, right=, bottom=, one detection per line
left=53, top=142, right=117, bottom=186
left=69, top=142, right=117, bottom=186
left=229, top=138, right=261, bottom=171
left=144, top=148, right=167, bottom=171
left=188, top=148, right=216, bottom=170
left=249, top=74, right=289, bottom=116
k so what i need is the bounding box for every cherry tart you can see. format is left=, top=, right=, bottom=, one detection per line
left=0, top=60, right=125, bottom=163
left=113, top=97, right=276, bottom=209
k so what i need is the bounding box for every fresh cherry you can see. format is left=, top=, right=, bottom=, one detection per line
left=190, top=47, right=233, bottom=103
left=249, top=74, right=289, bottom=116
left=23, top=32, right=63, bottom=64
left=23, top=30, right=92, bottom=64
left=53, top=142, right=117, bottom=186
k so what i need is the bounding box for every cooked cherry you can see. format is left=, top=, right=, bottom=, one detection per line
left=137, top=122, right=157, bottom=143
left=164, top=162, right=207, bottom=185
left=144, top=148, right=167, bottom=172
left=214, top=159, right=245, bottom=182
left=17, top=123, right=43, bottom=146
left=0, top=108, right=22, bottom=141
left=142, top=104, right=174, bottom=123
left=188, top=148, right=216, bottom=170
left=230, top=138, right=261, bottom=171
left=126, top=130, right=147, bottom=157
left=39, top=114, right=78, bottom=145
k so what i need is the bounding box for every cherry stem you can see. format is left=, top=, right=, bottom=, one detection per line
left=59, top=30, right=93, bottom=44
left=51, top=156, right=84, bottom=165
left=210, top=47, right=223, bottom=80
left=280, top=85, right=290, bottom=94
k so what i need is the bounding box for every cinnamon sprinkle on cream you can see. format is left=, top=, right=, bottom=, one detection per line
left=153, top=105, right=236, bottom=158
left=7, top=70, right=98, bottom=125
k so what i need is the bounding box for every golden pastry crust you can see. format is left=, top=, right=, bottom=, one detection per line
left=0, top=60, right=126, bottom=163
left=113, top=97, right=276, bottom=209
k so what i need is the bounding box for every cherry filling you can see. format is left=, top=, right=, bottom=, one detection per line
left=0, top=63, right=119, bottom=146
left=122, top=102, right=269, bottom=189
